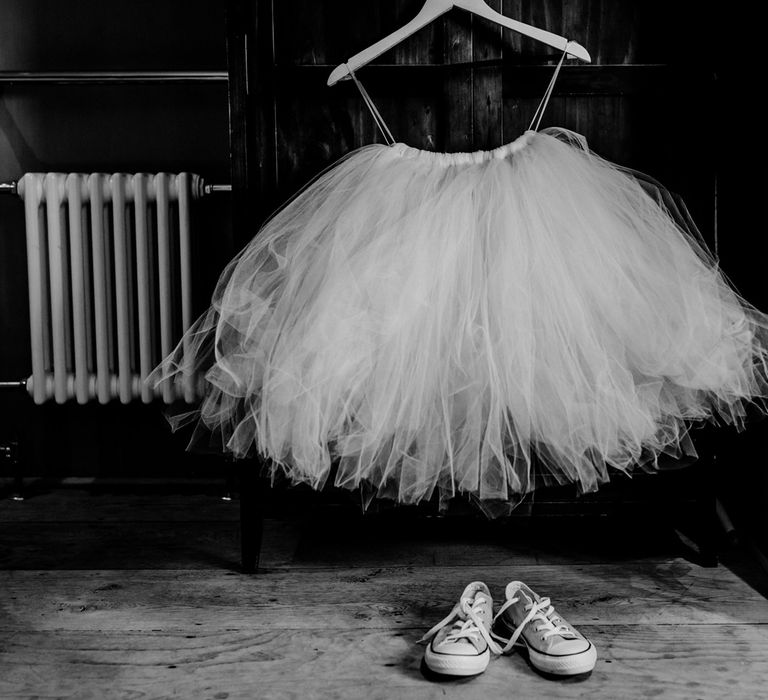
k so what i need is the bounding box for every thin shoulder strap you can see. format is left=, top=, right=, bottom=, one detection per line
left=346, top=41, right=569, bottom=144
left=346, top=64, right=396, bottom=146
left=528, top=42, right=571, bottom=132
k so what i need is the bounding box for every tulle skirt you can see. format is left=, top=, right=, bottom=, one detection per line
left=149, top=127, right=768, bottom=510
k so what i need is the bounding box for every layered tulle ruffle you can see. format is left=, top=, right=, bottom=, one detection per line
left=149, top=127, right=768, bottom=509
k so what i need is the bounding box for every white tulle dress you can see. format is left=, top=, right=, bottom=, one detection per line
left=150, top=55, right=768, bottom=512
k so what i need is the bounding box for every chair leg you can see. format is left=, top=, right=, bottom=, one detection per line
left=676, top=435, right=720, bottom=568
left=695, top=449, right=720, bottom=568
left=239, top=461, right=264, bottom=574
left=12, top=472, right=24, bottom=501
left=668, top=429, right=723, bottom=568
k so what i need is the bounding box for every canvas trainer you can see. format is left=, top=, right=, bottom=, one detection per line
left=491, top=581, right=597, bottom=676
left=420, top=581, right=497, bottom=677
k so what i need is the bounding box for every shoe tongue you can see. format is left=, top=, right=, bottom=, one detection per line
left=509, top=592, right=533, bottom=623
left=504, top=586, right=573, bottom=638
left=465, top=591, right=490, bottom=607
left=503, top=583, right=537, bottom=625
left=464, top=582, right=490, bottom=602
left=463, top=591, right=491, bottom=623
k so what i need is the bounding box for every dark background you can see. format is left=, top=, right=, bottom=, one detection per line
left=0, top=1, right=766, bottom=547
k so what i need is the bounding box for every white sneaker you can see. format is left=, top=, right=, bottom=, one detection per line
left=420, top=581, right=496, bottom=676
left=491, top=581, right=597, bottom=676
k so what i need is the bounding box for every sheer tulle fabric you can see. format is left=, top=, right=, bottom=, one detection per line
left=149, top=127, right=768, bottom=509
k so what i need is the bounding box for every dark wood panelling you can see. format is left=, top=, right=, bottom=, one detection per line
left=272, top=0, right=695, bottom=68
left=712, top=5, right=768, bottom=554
left=472, top=1, right=503, bottom=151
left=274, top=0, right=443, bottom=67
left=225, top=0, right=255, bottom=245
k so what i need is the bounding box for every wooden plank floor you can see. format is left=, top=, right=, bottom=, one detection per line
left=1, top=489, right=767, bottom=699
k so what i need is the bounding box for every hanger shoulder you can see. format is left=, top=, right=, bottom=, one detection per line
left=327, top=0, right=591, bottom=86
left=327, top=0, right=453, bottom=85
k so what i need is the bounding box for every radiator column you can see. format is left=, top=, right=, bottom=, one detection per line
left=17, top=174, right=48, bottom=405
left=16, top=171, right=204, bottom=404
left=65, top=174, right=91, bottom=404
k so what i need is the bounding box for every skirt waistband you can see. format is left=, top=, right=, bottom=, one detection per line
left=390, top=131, right=535, bottom=165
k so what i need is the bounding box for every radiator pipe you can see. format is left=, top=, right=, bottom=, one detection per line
left=203, top=183, right=234, bottom=194
left=0, top=380, right=26, bottom=390
left=0, top=181, right=232, bottom=196
left=0, top=70, right=228, bottom=84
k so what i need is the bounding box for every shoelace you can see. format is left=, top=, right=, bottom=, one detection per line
left=491, top=595, right=575, bottom=654
left=419, top=595, right=502, bottom=654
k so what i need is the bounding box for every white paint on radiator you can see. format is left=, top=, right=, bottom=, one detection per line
left=17, top=172, right=204, bottom=405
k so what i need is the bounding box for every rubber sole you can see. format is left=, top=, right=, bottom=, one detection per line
left=492, top=619, right=597, bottom=676
left=423, top=646, right=490, bottom=677
left=527, top=641, right=597, bottom=676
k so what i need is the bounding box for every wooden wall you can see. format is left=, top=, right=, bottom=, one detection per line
left=711, top=9, right=768, bottom=551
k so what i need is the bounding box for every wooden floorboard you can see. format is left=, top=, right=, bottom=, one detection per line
left=2, top=563, right=767, bottom=631
left=1, top=625, right=767, bottom=699
left=1, top=489, right=767, bottom=699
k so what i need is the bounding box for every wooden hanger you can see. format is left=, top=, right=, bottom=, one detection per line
left=327, top=0, right=591, bottom=86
